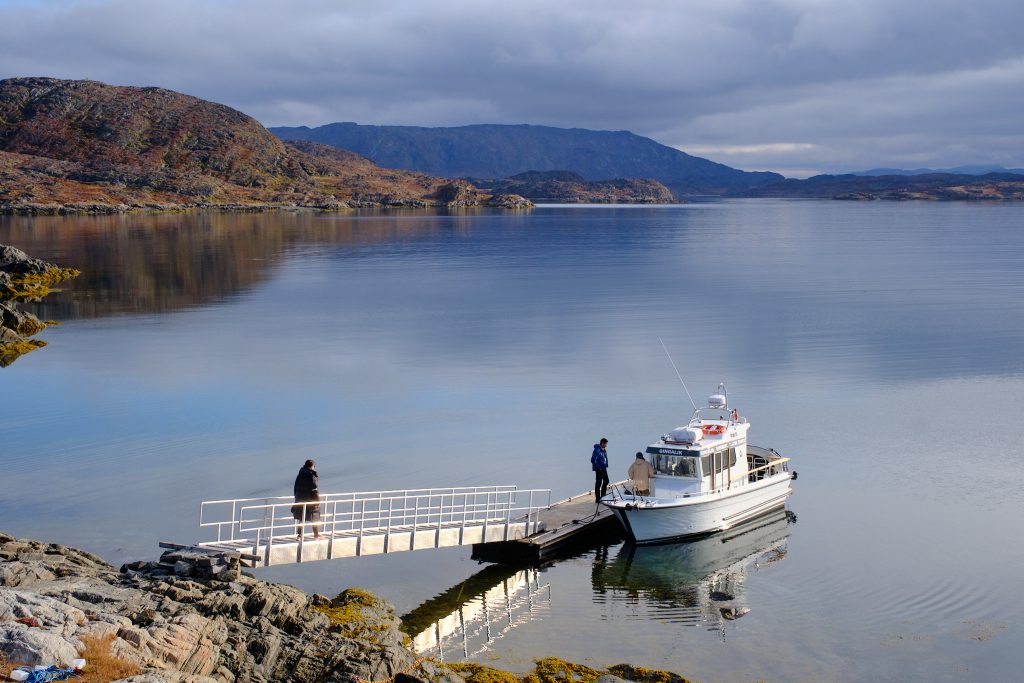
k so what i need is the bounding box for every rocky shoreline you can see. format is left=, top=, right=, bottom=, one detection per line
left=0, top=245, right=80, bottom=367
left=0, top=533, right=692, bottom=683
left=0, top=193, right=534, bottom=216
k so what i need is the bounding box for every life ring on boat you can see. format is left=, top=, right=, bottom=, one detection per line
left=702, top=424, right=725, bottom=436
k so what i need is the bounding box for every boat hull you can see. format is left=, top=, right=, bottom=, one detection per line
left=604, top=475, right=793, bottom=544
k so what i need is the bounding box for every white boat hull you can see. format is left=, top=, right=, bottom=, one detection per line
left=604, top=474, right=793, bottom=544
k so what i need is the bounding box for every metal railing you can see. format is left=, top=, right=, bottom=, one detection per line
left=199, top=485, right=552, bottom=550
left=610, top=456, right=792, bottom=503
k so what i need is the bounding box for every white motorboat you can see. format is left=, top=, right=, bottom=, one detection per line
left=602, top=384, right=796, bottom=544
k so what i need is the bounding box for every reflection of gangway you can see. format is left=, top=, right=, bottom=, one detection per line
left=192, top=486, right=551, bottom=567
left=405, top=567, right=551, bottom=661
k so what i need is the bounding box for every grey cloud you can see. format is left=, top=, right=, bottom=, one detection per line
left=1, top=0, right=1023, bottom=174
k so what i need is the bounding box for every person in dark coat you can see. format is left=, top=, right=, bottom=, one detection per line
left=292, top=459, right=321, bottom=539
left=591, top=438, right=609, bottom=502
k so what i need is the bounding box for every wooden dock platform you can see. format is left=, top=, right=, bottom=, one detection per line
left=471, top=486, right=625, bottom=564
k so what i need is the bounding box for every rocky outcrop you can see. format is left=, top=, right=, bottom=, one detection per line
left=0, top=244, right=79, bottom=366
left=485, top=194, right=533, bottom=209
left=433, top=181, right=483, bottom=208
left=0, top=245, right=57, bottom=276
left=0, top=533, right=443, bottom=682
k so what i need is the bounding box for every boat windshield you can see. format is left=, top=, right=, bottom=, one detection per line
left=652, top=452, right=699, bottom=478
left=693, top=406, right=731, bottom=423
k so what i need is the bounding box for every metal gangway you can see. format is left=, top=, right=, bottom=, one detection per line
left=195, top=486, right=552, bottom=567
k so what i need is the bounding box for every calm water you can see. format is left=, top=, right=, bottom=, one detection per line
left=2, top=201, right=1023, bottom=682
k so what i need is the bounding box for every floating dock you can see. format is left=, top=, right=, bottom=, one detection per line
left=472, top=486, right=625, bottom=564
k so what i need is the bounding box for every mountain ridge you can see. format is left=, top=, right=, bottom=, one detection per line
left=270, top=122, right=783, bottom=197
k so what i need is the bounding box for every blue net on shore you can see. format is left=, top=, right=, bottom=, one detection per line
left=12, top=665, right=81, bottom=682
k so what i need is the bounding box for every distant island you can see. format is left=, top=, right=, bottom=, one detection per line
left=466, top=170, right=674, bottom=204
left=850, top=164, right=1024, bottom=177
left=737, top=172, right=1024, bottom=200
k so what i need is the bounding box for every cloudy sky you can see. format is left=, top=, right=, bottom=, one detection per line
left=1, top=0, right=1022, bottom=177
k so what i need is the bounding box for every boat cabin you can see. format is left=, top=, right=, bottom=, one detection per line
left=645, top=431, right=747, bottom=496
left=637, top=388, right=774, bottom=498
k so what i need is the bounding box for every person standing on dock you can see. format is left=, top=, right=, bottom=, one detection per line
left=292, top=459, right=321, bottom=539
left=628, top=451, right=655, bottom=495
left=592, top=438, right=609, bottom=502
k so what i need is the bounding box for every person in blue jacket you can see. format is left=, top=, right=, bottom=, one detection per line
left=592, top=438, right=609, bottom=501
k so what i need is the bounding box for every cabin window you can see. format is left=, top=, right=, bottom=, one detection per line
left=653, top=453, right=698, bottom=477
left=701, top=448, right=738, bottom=477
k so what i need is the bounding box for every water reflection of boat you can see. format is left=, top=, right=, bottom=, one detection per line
left=401, top=564, right=551, bottom=661
left=592, top=509, right=794, bottom=627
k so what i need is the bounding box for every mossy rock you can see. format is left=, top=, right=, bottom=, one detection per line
left=10, top=266, right=81, bottom=287
left=442, top=658, right=691, bottom=683
left=313, top=587, right=398, bottom=642
left=0, top=281, right=50, bottom=302
left=533, top=658, right=603, bottom=683
left=444, top=661, right=523, bottom=683
left=606, top=665, right=692, bottom=683
left=0, top=339, right=47, bottom=367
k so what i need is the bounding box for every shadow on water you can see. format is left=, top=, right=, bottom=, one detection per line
left=401, top=509, right=795, bottom=660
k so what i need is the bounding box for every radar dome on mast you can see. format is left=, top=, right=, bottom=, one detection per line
left=708, top=382, right=728, bottom=409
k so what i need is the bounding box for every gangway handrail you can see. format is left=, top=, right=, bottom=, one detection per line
left=198, top=486, right=552, bottom=548
left=199, top=485, right=525, bottom=541
left=200, top=485, right=520, bottom=508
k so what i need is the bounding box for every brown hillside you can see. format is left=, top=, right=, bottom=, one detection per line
left=0, top=77, right=303, bottom=187
left=0, top=77, right=529, bottom=211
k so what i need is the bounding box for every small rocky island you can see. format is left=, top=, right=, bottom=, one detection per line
left=0, top=533, right=693, bottom=683
left=467, top=171, right=675, bottom=204
left=0, top=245, right=80, bottom=367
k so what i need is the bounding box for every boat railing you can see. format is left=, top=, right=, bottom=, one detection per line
left=199, top=485, right=552, bottom=545
left=614, top=457, right=791, bottom=502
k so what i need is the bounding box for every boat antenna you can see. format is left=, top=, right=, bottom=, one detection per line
left=658, top=337, right=697, bottom=411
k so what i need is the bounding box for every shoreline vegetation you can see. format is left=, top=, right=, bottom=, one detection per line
left=0, top=244, right=80, bottom=367
left=0, top=532, right=695, bottom=683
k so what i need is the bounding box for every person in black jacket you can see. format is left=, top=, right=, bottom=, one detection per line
left=292, top=459, right=321, bottom=539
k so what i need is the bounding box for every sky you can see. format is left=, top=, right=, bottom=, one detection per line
left=1, top=0, right=1022, bottom=177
